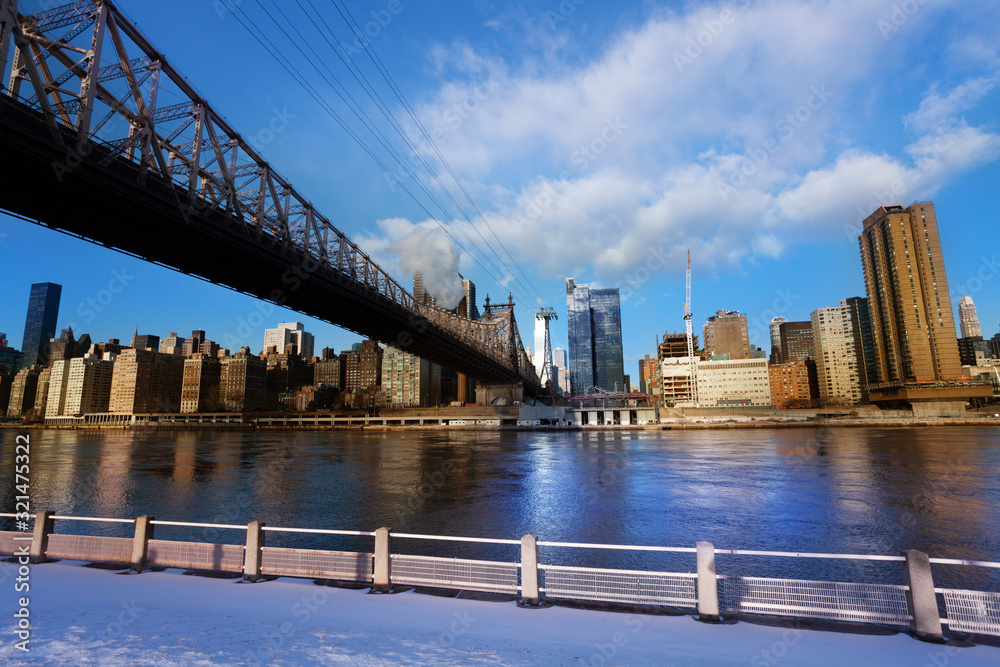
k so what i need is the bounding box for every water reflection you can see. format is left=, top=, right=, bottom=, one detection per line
left=1, top=426, right=997, bottom=589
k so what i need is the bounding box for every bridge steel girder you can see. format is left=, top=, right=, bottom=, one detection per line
left=0, top=95, right=537, bottom=390
left=0, top=0, right=540, bottom=393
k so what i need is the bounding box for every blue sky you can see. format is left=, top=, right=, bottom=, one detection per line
left=2, top=0, right=998, bottom=372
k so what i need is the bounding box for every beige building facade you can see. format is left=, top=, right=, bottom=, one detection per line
left=811, top=303, right=863, bottom=405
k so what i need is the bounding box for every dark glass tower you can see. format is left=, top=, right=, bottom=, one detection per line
left=20, top=282, right=62, bottom=369
left=566, top=278, right=625, bottom=394
left=844, top=296, right=876, bottom=401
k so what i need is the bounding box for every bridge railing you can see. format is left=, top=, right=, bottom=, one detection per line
left=2, top=511, right=998, bottom=641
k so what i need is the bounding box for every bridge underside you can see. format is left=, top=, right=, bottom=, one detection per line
left=0, top=96, right=534, bottom=391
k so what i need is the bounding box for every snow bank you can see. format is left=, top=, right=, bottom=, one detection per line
left=1, top=561, right=997, bottom=665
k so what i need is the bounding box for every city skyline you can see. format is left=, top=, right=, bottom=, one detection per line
left=1, top=0, right=998, bottom=369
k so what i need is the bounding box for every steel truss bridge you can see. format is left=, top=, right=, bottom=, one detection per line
left=0, top=0, right=540, bottom=392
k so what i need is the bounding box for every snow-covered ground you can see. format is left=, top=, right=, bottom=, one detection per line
left=1, top=560, right=997, bottom=665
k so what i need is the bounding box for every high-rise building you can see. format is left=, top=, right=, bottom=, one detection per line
left=6, top=365, right=41, bottom=418
left=660, top=356, right=698, bottom=406
left=458, top=278, right=479, bottom=320
left=263, top=322, right=315, bottom=360
left=551, top=348, right=569, bottom=394
left=159, top=332, right=183, bottom=354
left=33, top=367, right=52, bottom=419
left=859, top=203, right=962, bottom=383
left=130, top=327, right=160, bottom=352
left=844, top=296, right=876, bottom=402
left=181, top=354, right=222, bottom=413
left=703, top=310, right=750, bottom=360
left=314, top=348, right=342, bottom=389
left=109, top=349, right=183, bottom=414
left=342, top=340, right=382, bottom=391
left=769, top=361, right=818, bottom=409
left=220, top=348, right=266, bottom=411
left=637, top=354, right=657, bottom=395
left=0, top=341, right=23, bottom=375
left=20, top=282, right=61, bottom=369
left=776, top=321, right=815, bottom=365
left=45, top=360, right=72, bottom=417
left=957, top=337, right=990, bottom=367
left=533, top=316, right=547, bottom=379
left=0, top=370, right=13, bottom=415
left=769, top=317, right=787, bottom=364
left=455, top=278, right=478, bottom=403
left=380, top=346, right=440, bottom=407
left=63, top=354, right=114, bottom=415
left=48, top=327, right=80, bottom=366
left=695, top=357, right=771, bottom=407
left=658, top=332, right=697, bottom=360
left=566, top=279, right=625, bottom=394
left=263, top=343, right=311, bottom=408
left=811, top=302, right=863, bottom=406
left=958, top=296, right=982, bottom=339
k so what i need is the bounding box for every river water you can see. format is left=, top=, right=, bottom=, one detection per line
left=2, top=426, right=998, bottom=590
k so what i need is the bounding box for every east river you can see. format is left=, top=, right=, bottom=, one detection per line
left=2, top=426, right=998, bottom=590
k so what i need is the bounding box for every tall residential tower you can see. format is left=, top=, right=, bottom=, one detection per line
left=859, top=202, right=961, bottom=383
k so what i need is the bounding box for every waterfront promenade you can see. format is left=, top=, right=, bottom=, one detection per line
left=1, top=560, right=997, bottom=666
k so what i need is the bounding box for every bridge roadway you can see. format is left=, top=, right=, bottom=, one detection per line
left=0, top=94, right=537, bottom=390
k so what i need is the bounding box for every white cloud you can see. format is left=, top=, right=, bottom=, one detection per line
left=376, top=1, right=1000, bottom=289
left=903, top=73, right=1000, bottom=133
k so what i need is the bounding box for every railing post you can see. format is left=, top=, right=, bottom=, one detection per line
left=130, top=515, right=154, bottom=573
left=520, top=534, right=541, bottom=606
left=243, top=521, right=265, bottom=582
left=29, top=510, right=54, bottom=564
left=696, top=541, right=721, bottom=622
left=373, top=527, right=392, bottom=592
left=902, top=549, right=943, bottom=642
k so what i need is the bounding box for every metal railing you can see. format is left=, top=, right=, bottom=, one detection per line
left=1, top=512, right=997, bottom=642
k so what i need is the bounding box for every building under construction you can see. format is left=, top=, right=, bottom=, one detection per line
left=657, top=332, right=700, bottom=406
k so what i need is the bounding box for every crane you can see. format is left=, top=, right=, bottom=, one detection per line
left=683, top=250, right=699, bottom=406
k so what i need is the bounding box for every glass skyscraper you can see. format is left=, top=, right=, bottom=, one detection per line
left=20, top=282, right=62, bottom=369
left=566, top=278, right=625, bottom=394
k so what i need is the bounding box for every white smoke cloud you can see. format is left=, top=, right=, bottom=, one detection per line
left=388, top=226, right=464, bottom=310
